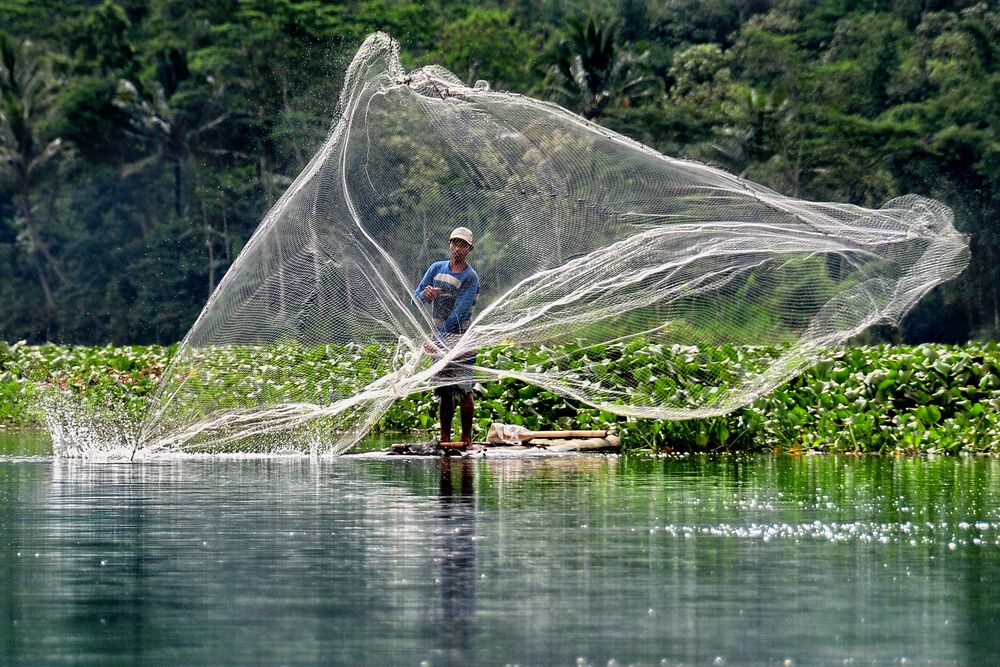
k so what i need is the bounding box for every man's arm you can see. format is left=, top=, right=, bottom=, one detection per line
left=412, top=263, right=437, bottom=304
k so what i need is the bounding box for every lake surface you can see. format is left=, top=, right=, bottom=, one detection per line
left=2, top=436, right=1000, bottom=665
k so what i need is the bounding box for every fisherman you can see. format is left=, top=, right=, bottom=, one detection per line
left=413, top=227, right=480, bottom=446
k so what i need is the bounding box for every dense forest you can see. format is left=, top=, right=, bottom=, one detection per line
left=1, top=0, right=997, bottom=345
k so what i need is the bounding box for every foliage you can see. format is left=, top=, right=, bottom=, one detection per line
left=540, top=15, right=659, bottom=119
left=0, top=340, right=173, bottom=424
left=435, top=7, right=534, bottom=91
left=1, top=341, right=996, bottom=455
left=0, top=0, right=997, bottom=345
left=0, top=32, right=72, bottom=312
left=751, top=344, right=1000, bottom=455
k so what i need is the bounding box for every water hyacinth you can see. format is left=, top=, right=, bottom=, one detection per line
left=0, top=342, right=173, bottom=427
left=0, top=340, right=997, bottom=454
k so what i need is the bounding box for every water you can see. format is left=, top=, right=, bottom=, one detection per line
left=2, top=440, right=1000, bottom=666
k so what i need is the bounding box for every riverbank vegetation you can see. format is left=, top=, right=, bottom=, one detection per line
left=2, top=341, right=996, bottom=454
left=1, top=0, right=999, bottom=345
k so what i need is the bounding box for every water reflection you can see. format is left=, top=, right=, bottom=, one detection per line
left=433, top=457, right=476, bottom=666
left=1, top=453, right=999, bottom=665
left=0, top=429, right=51, bottom=456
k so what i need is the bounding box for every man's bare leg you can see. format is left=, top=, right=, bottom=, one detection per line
left=440, top=394, right=455, bottom=443
left=459, top=392, right=474, bottom=445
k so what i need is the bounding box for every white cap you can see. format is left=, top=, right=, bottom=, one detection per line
left=449, top=226, right=474, bottom=246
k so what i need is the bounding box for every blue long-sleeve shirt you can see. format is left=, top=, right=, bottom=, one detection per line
left=413, top=260, right=480, bottom=335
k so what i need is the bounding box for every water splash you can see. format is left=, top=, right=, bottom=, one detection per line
left=42, top=390, right=137, bottom=461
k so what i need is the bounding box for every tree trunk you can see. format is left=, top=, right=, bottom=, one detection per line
left=281, top=73, right=306, bottom=167
left=993, top=285, right=999, bottom=335
left=308, top=216, right=324, bottom=330
left=20, top=187, right=66, bottom=285
left=33, top=259, right=55, bottom=310
left=791, top=124, right=804, bottom=198
left=174, top=160, right=182, bottom=218
left=203, top=199, right=215, bottom=297
left=260, top=156, right=278, bottom=204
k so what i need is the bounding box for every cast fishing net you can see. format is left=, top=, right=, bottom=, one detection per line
left=129, top=32, right=968, bottom=457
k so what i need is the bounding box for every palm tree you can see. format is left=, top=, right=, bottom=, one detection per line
left=704, top=86, right=805, bottom=194
left=116, top=48, right=242, bottom=219
left=541, top=17, right=658, bottom=120
left=0, top=33, right=71, bottom=309
left=115, top=49, right=248, bottom=298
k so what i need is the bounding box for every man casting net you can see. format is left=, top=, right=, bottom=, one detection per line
left=126, top=33, right=968, bottom=458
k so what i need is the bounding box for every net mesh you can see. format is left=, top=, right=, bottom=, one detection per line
left=131, top=33, right=969, bottom=457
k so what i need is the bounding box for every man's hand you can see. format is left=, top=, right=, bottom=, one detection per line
left=424, top=332, right=452, bottom=355
left=422, top=285, right=441, bottom=301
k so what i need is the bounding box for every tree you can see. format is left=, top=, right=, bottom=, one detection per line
left=196, top=0, right=347, bottom=169
left=701, top=86, right=807, bottom=192
left=650, top=0, right=771, bottom=49
left=618, top=0, right=650, bottom=43
left=0, top=33, right=71, bottom=310
left=116, top=47, right=241, bottom=219
left=66, top=0, right=138, bottom=77
left=541, top=16, right=659, bottom=120
left=729, top=9, right=807, bottom=92
left=437, top=8, right=534, bottom=91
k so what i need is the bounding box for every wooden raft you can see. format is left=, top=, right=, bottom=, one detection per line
left=389, top=434, right=620, bottom=455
